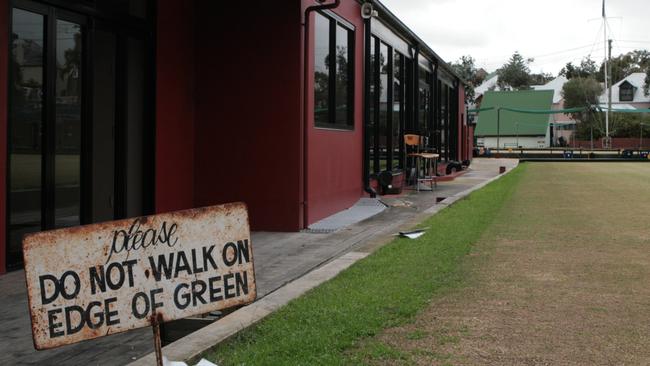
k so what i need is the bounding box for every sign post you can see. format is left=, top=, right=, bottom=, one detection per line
left=152, top=313, right=163, bottom=366
left=22, top=202, right=256, bottom=357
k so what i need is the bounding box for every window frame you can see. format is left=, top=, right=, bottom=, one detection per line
left=314, top=11, right=355, bottom=131
left=619, top=82, right=634, bottom=102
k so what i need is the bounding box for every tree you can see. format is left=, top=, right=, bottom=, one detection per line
left=562, top=77, right=604, bottom=139
left=610, top=113, right=650, bottom=138
left=645, top=67, right=650, bottom=96
left=596, top=49, right=650, bottom=83
left=497, top=52, right=533, bottom=90
left=530, top=72, right=554, bottom=85
left=450, top=55, right=485, bottom=104
left=559, top=57, right=598, bottom=79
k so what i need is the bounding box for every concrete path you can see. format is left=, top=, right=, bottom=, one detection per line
left=0, top=159, right=516, bottom=366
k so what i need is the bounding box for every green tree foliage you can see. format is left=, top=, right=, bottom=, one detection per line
left=530, top=72, right=554, bottom=85
left=450, top=55, right=485, bottom=104
left=596, top=49, right=650, bottom=83
left=645, top=68, right=650, bottom=96
left=559, top=57, right=598, bottom=79
left=562, top=77, right=604, bottom=139
left=497, top=52, right=533, bottom=90
left=610, top=113, right=650, bottom=138
left=562, top=77, right=603, bottom=110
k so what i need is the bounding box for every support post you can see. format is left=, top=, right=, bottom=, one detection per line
left=516, top=122, right=519, bottom=148
left=152, top=314, right=163, bottom=366
left=496, top=108, right=501, bottom=157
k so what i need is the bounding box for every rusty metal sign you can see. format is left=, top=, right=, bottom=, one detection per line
left=23, top=202, right=256, bottom=350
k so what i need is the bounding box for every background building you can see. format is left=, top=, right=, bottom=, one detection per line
left=0, top=0, right=471, bottom=274
left=474, top=90, right=554, bottom=148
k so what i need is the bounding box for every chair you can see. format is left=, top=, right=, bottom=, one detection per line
left=404, top=134, right=439, bottom=191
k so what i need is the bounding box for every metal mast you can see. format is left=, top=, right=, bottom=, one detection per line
left=603, top=0, right=611, bottom=147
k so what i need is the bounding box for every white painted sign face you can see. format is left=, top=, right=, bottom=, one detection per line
left=23, top=202, right=256, bottom=350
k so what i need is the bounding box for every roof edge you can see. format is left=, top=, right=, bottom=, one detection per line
left=366, top=0, right=468, bottom=86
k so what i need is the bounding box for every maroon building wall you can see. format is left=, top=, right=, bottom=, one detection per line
left=457, top=85, right=465, bottom=162
left=193, top=1, right=303, bottom=231
left=303, top=0, right=364, bottom=225
left=155, top=0, right=196, bottom=214
left=0, top=0, right=7, bottom=274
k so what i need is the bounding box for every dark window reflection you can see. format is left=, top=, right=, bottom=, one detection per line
left=368, top=37, right=376, bottom=175
left=55, top=20, right=82, bottom=228
left=379, top=43, right=388, bottom=171
left=9, top=9, right=44, bottom=266
left=392, top=52, right=402, bottom=169
left=335, top=24, right=350, bottom=125
left=440, top=83, right=448, bottom=155
left=419, top=67, right=430, bottom=135
left=314, top=13, right=354, bottom=130
left=314, top=13, right=329, bottom=126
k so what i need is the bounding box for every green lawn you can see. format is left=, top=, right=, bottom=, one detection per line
left=205, top=164, right=526, bottom=365
left=346, top=162, right=650, bottom=365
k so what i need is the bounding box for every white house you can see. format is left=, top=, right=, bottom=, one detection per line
left=599, top=72, right=650, bottom=109
left=474, top=72, right=499, bottom=99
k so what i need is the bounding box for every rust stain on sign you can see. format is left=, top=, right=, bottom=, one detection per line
left=23, top=202, right=256, bottom=350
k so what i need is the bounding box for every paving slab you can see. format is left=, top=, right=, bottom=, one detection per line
left=0, top=158, right=517, bottom=366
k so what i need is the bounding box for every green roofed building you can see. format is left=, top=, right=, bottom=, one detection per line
left=474, top=90, right=554, bottom=148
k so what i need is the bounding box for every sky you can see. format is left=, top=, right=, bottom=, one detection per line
left=380, top=0, right=650, bottom=76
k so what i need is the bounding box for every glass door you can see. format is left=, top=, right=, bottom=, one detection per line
left=367, top=36, right=408, bottom=176
left=54, top=18, right=83, bottom=228
left=8, top=3, right=86, bottom=268
left=8, top=0, right=154, bottom=269
left=8, top=6, right=46, bottom=267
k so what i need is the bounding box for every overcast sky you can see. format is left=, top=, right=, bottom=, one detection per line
left=380, top=0, right=650, bottom=76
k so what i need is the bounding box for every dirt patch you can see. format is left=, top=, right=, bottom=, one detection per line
left=357, top=163, right=650, bottom=365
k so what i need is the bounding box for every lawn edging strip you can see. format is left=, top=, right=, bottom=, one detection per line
left=129, top=252, right=368, bottom=365
left=128, top=160, right=520, bottom=366
left=429, top=159, right=519, bottom=213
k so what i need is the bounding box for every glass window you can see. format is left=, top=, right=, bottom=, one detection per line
left=418, top=67, right=430, bottom=135
left=440, top=84, right=448, bottom=154
left=9, top=8, right=45, bottom=267
left=55, top=20, right=83, bottom=228
left=368, top=37, right=376, bottom=175
left=335, top=24, right=351, bottom=125
left=314, top=12, right=354, bottom=130
left=619, top=84, right=634, bottom=102
left=378, top=43, right=388, bottom=171
left=314, top=13, right=330, bottom=126
left=392, top=52, right=403, bottom=169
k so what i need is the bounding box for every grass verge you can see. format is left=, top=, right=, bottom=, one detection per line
left=206, top=165, right=525, bottom=365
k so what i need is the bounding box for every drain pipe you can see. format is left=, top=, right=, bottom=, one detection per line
left=302, top=0, right=341, bottom=227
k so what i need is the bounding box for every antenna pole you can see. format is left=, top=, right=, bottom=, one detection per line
left=603, top=0, right=611, bottom=148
